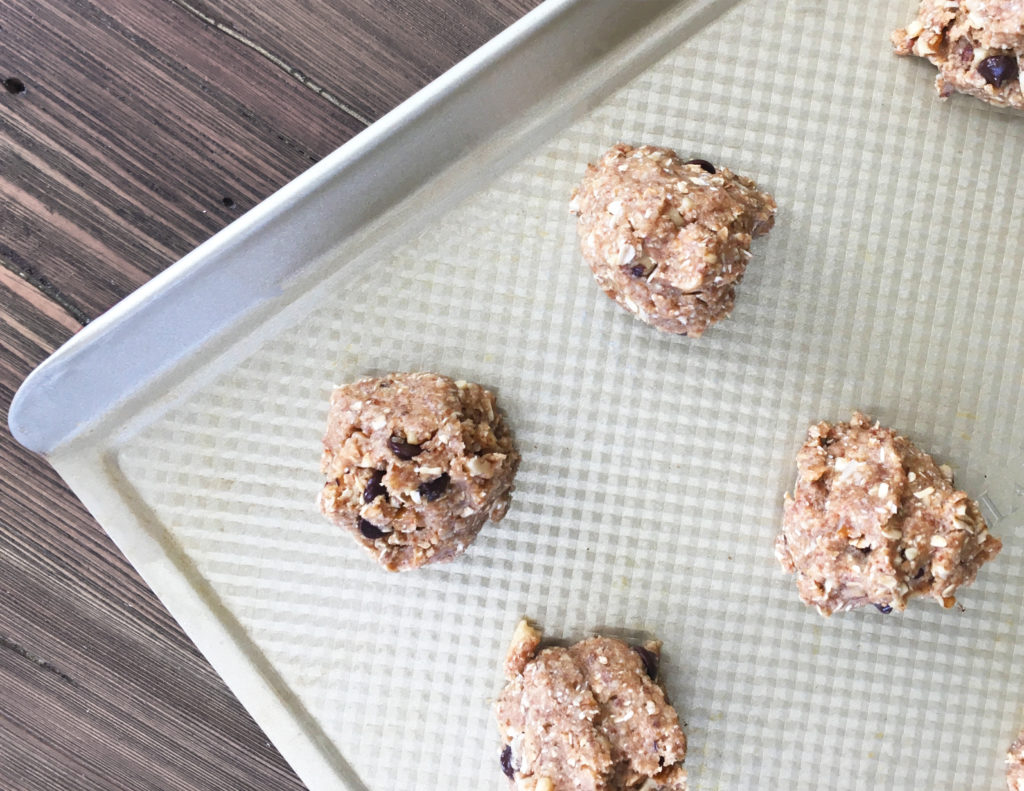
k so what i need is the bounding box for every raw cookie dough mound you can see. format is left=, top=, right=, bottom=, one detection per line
left=318, top=372, right=519, bottom=571
left=892, top=0, right=1024, bottom=110
left=775, top=412, right=1000, bottom=615
left=570, top=143, right=776, bottom=337
left=494, top=619, right=688, bottom=791
left=1008, top=730, right=1024, bottom=790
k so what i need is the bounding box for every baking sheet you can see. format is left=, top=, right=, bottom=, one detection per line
left=17, top=0, right=1024, bottom=788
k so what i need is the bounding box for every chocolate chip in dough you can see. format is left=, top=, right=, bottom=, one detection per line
left=500, top=745, right=515, bottom=780
left=358, top=518, right=388, bottom=540
left=776, top=412, right=999, bottom=615
left=363, top=470, right=387, bottom=503
left=495, top=622, right=687, bottom=789
left=418, top=473, right=450, bottom=502
left=684, top=158, right=716, bottom=174
left=388, top=435, right=423, bottom=459
left=571, top=143, right=774, bottom=337
left=977, top=54, right=1019, bottom=88
left=320, top=372, right=520, bottom=571
left=632, top=645, right=660, bottom=680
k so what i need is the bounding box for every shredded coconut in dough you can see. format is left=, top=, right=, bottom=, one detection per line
left=1009, top=730, right=1024, bottom=791
left=893, top=0, right=1024, bottom=110
left=776, top=412, right=1000, bottom=615
left=319, top=372, right=519, bottom=571
left=495, top=619, right=688, bottom=791
left=570, top=143, right=775, bottom=337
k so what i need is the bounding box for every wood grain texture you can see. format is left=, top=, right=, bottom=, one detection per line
left=0, top=0, right=362, bottom=321
left=175, top=0, right=540, bottom=123
left=0, top=1, right=540, bottom=789
left=0, top=280, right=308, bottom=789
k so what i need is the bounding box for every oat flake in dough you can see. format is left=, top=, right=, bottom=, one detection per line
left=494, top=619, right=688, bottom=791
left=318, top=372, right=519, bottom=571
left=892, top=0, right=1024, bottom=110
left=1008, top=730, right=1024, bottom=790
left=776, top=412, right=1000, bottom=615
left=570, top=143, right=775, bottom=337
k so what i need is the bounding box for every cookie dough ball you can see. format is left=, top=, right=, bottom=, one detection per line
left=775, top=412, right=1000, bottom=615
left=569, top=143, right=776, bottom=337
left=893, top=0, right=1023, bottom=110
left=494, top=619, right=688, bottom=791
left=318, top=372, right=519, bottom=571
left=1008, top=730, right=1024, bottom=790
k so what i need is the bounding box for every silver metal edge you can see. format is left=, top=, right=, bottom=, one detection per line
left=8, top=1, right=696, bottom=788
left=61, top=450, right=371, bottom=791
left=9, top=0, right=684, bottom=455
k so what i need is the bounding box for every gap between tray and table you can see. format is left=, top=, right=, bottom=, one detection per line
left=11, top=0, right=1024, bottom=787
left=12, top=2, right=747, bottom=789
left=8, top=0, right=717, bottom=457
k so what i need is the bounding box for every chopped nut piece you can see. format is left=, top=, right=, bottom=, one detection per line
left=892, top=0, right=1024, bottom=111
left=1007, top=729, right=1024, bottom=790
left=505, top=619, right=543, bottom=680
left=467, top=454, right=503, bottom=478
left=319, top=372, right=519, bottom=571
left=571, top=143, right=775, bottom=337
left=776, top=412, right=1000, bottom=615
left=495, top=621, right=688, bottom=790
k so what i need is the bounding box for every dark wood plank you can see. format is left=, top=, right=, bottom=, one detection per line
left=1, top=1, right=541, bottom=789
left=0, top=0, right=364, bottom=321
left=0, top=574, right=303, bottom=791
left=173, top=0, right=541, bottom=123
left=0, top=284, right=306, bottom=790
left=0, top=0, right=366, bottom=786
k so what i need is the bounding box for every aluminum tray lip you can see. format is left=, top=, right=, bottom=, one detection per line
left=10, top=0, right=1024, bottom=788
left=6, top=2, right=697, bottom=789
left=8, top=0, right=603, bottom=457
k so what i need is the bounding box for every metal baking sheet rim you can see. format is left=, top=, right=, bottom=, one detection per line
left=9, top=0, right=709, bottom=456
left=8, top=1, right=726, bottom=789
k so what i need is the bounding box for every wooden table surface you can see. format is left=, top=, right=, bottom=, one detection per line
left=0, top=2, right=538, bottom=787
